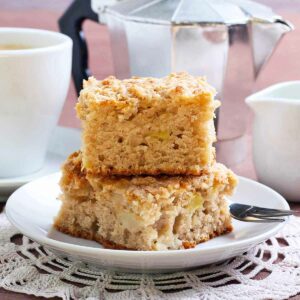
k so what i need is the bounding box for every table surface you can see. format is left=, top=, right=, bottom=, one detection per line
left=0, top=3, right=300, bottom=300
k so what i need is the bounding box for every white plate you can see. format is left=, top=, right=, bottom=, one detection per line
left=0, top=126, right=81, bottom=198
left=5, top=174, right=289, bottom=273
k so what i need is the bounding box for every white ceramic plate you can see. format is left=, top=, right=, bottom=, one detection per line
left=0, top=126, right=81, bottom=198
left=5, top=174, right=289, bottom=273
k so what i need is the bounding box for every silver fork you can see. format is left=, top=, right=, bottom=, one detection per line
left=229, top=203, right=299, bottom=223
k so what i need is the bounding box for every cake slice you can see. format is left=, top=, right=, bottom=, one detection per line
left=54, top=152, right=237, bottom=251
left=76, top=72, right=219, bottom=176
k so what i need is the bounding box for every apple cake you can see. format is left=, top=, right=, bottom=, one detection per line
left=76, top=72, right=219, bottom=176
left=54, top=152, right=237, bottom=251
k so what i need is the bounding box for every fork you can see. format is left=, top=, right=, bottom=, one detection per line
left=229, top=203, right=299, bottom=223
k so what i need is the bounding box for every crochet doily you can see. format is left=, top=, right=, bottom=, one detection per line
left=0, top=213, right=300, bottom=300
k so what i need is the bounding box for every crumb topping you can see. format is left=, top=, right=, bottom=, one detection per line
left=79, top=72, right=216, bottom=103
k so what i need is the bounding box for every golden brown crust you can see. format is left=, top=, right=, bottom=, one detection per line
left=96, top=236, right=133, bottom=250
left=55, top=222, right=233, bottom=251
left=79, top=72, right=217, bottom=105
left=54, top=222, right=94, bottom=241
left=54, top=222, right=133, bottom=250
left=182, top=241, right=196, bottom=249
left=87, top=166, right=207, bottom=176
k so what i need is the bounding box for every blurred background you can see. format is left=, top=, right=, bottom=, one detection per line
left=0, top=0, right=299, bottom=130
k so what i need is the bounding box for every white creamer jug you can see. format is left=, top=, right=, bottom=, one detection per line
left=246, top=82, right=300, bottom=201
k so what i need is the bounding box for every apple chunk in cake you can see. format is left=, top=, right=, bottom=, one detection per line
left=54, top=152, right=237, bottom=251
left=76, top=72, right=219, bottom=176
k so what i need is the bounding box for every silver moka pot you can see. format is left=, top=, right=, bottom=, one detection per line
left=59, top=0, right=292, bottom=166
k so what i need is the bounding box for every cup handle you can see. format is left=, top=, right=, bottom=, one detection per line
left=59, top=0, right=98, bottom=94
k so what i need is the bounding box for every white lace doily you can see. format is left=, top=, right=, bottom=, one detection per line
left=0, top=213, right=300, bottom=300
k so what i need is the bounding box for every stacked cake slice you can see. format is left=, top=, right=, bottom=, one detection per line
left=54, top=72, right=238, bottom=250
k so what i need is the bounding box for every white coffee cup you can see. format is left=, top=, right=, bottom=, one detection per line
left=0, top=28, right=72, bottom=178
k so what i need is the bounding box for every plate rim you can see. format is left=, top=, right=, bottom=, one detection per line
left=5, top=173, right=290, bottom=258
